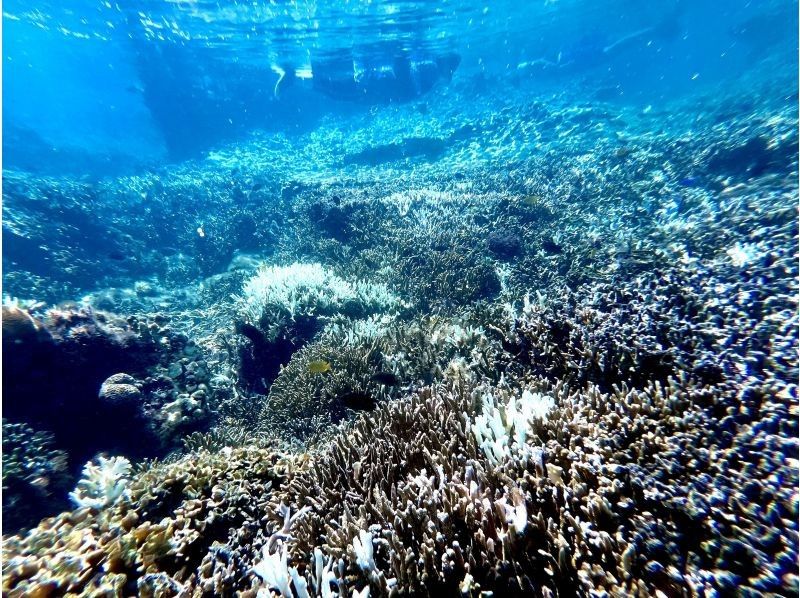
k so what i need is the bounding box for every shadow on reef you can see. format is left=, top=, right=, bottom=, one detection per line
left=2, top=305, right=162, bottom=459
left=237, top=315, right=323, bottom=395
left=2, top=303, right=215, bottom=531
left=343, top=136, right=447, bottom=166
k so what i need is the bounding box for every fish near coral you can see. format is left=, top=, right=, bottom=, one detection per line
left=308, top=359, right=332, bottom=374
left=371, top=371, right=400, bottom=386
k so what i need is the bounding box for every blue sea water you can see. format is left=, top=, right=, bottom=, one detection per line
left=2, top=0, right=799, bottom=596
left=4, top=0, right=796, bottom=171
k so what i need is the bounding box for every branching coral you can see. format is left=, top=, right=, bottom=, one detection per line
left=69, top=456, right=133, bottom=509
left=238, top=263, right=401, bottom=328
left=3, top=115, right=797, bottom=596
left=470, top=388, right=554, bottom=465
left=258, top=339, right=382, bottom=442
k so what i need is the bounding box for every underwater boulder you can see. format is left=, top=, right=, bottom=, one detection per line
left=3, top=306, right=168, bottom=466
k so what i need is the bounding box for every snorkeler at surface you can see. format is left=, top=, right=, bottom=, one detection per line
left=273, top=50, right=461, bottom=103
left=128, top=21, right=461, bottom=157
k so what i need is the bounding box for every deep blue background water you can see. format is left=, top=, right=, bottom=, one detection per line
left=3, top=0, right=798, bottom=176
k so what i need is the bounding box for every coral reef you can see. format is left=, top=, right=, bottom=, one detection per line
left=2, top=302, right=220, bottom=517
left=5, top=236, right=796, bottom=593
left=2, top=66, right=797, bottom=597
left=2, top=446, right=300, bottom=597
left=70, top=456, right=133, bottom=509
left=2, top=421, right=71, bottom=533
left=235, top=263, right=405, bottom=395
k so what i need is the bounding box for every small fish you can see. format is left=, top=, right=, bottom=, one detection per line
left=615, top=146, right=634, bottom=159
left=522, top=194, right=543, bottom=206
left=308, top=359, right=332, bottom=374
left=108, top=250, right=127, bottom=261
left=371, top=371, right=400, bottom=386
left=339, top=391, right=377, bottom=411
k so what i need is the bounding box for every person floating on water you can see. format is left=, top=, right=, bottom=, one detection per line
left=272, top=49, right=461, bottom=103
left=128, top=26, right=461, bottom=156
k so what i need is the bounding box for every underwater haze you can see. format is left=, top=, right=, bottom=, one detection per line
left=2, top=0, right=798, bottom=596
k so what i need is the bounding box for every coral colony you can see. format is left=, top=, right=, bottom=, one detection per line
left=2, top=3, right=798, bottom=597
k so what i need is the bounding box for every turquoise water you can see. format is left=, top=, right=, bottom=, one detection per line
left=2, top=1, right=798, bottom=596
left=5, top=1, right=796, bottom=169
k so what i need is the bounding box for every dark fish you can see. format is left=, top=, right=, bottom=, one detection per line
left=339, top=391, right=377, bottom=411
left=542, top=238, right=562, bottom=254
left=371, top=371, right=400, bottom=386
left=108, top=250, right=127, bottom=261
left=522, top=194, right=543, bottom=206
left=664, top=196, right=684, bottom=218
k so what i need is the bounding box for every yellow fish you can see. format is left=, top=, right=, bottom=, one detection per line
left=522, top=194, right=543, bottom=206
left=308, top=359, right=332, bottom=374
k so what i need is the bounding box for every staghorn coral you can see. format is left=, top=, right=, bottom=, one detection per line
left=238, top=262, right=401, bottom=331
left=257, top=310, right=516, bottom=445
left=236, top=263, right=405, bottom=395
left=2, top=100, right=797, bottom=596
left=258, top=338, right=382, bottom=443
left=3, top=347, right=796, bottom=596
left=4, top=202, right=797, bottom=594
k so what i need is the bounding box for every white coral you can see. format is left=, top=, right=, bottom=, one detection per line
left=238, top=263, right=399, bottom=324
left=471, top=388, right=554, bottom=465
left=323, top=314, right=394, bottom=346
left=352, top=530, right=375, bottom=573
left=69, top=455, right=132, bottom=509
left=726, top=242, right=762, bottom=268
left=253, top=544, right=296, bottom=597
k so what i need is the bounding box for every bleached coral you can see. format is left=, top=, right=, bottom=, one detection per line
left=253, top=541, right=312, bottom=598
left=322, top=314, right=395, bottom=346
left=471, top=388, right=555, bottom=465
left=726, top=242, right=762, bottom=268
left=238, top=263, right=400, bottom=324
left=253, top=544, right=292, bottom=597
left=69, top=455, right=132, bottom=509
left=311, top=548, right=338, bottom=598
left=352, top=530, right=375, bottom=574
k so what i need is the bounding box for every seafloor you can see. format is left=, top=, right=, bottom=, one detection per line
left=2, top=70, right=798, bottom=597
